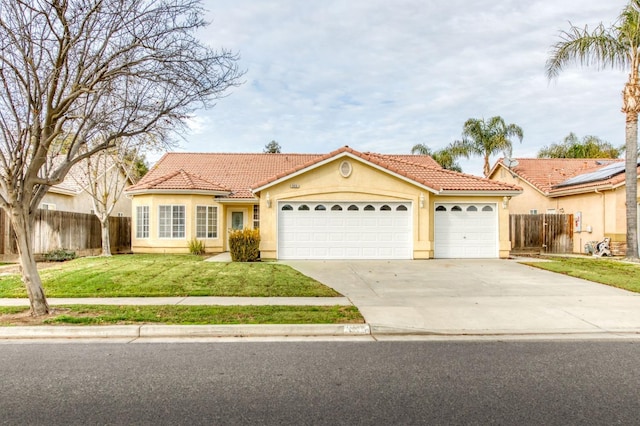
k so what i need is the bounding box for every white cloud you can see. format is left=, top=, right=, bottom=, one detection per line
left=180, top=0, right=630, bottom=175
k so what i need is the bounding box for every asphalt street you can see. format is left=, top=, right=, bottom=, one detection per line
left=1, top=340, right=639, bottom=425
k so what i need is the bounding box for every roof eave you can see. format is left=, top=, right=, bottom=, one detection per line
left=48, top=186, right=79, bottom=196
left=124, top=189, right=231, bottom=196
left=215, top=197, right=259, bottom=204
left=438, top=190, right=523, bottom=197
left=549, top=184, right=614, bottom=197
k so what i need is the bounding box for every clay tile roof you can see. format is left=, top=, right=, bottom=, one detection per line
left=495, top=158, right=625, bottom=193
left=126, top=152, right=322, bottom=198
left=128, top=147, right=520, bottom=198
left=360, top=152, right=519, bottom=192
left=127, top=168, right=230, bottom=193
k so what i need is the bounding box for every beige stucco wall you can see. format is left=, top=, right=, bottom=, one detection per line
left=130, top=193, right=256, bottom=254
left=257, top=157, right=512, bottom=259
left=41, top=190, right=132, bottom=217
left=489, top=167, right=551, bottom=214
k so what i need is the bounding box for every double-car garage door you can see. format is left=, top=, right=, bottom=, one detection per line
left=278, top=201, right=412, bottom=259
left=277, top=201, right=498, bottom=259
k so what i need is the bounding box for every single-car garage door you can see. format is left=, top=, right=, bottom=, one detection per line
left=434, top=203, right=498, bottom=258
left=278, top=201, right=412, bottom=259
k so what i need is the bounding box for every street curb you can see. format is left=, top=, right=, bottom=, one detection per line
left=0, top=323, right=372, bottom=339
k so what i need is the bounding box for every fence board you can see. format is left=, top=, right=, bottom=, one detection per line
left=0, top=209, right=130, bottom=256
left=510, top=214, right=573, bottom=254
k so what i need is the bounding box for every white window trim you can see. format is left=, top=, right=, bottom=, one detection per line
left=158, top=205, right=186, bottom=239
left=136, top=205, right=150, bottom=239
left=195, top=205, right=218, bottom=239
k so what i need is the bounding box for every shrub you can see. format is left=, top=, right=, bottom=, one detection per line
left=188, top=238, right=205, bottom=255
left=43, top=249, right=77, bottom=262
left=228, top=228, right=260, bottom=262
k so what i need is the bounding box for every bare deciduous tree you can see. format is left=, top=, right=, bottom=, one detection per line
left=0, top=0, right=243, bottom=315
left=72, top=144, right=138, bottom=257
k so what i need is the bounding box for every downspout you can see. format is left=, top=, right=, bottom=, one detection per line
left=595, top=188, right=605, bottom=240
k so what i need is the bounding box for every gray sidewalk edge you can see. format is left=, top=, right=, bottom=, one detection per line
left=3, top=323, right=640, bottom=340
left=0, top=323, right=372, bottom=339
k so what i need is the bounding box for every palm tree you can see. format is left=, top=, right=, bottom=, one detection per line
left=411, top=143, right=463, bottom=172
left=546, top=0, right=640, bottom=260
left=452, top=116, right=523, bottom=177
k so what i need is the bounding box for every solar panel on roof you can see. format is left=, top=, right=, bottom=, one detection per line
left=554, top=161, right=634, bottom=188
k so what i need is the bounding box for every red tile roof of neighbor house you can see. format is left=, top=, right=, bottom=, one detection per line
left=491, top=158, right=629, bottom=194
left=127, top=146, right=521, bottom=198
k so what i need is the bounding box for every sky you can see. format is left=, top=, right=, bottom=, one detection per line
left=167, top=0, right=630, bottom=176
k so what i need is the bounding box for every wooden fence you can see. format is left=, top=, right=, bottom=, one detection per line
left=510, top=214, right=574, bottom=254
left=0, top=209, right=131, bottom=258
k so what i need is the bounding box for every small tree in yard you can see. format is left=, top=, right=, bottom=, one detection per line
left=0, top=0, right=243, bottom=316
left=74, top=145, right=138, bottom=256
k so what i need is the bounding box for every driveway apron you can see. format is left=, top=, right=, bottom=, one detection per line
left=282, top=259, right=640, bottom=336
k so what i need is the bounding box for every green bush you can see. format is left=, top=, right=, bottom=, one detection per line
left=188, top=238, right=205, bottom=255
left=228, top=228, right=260, bottom=262
left=43, top=249, right=77, bottom=262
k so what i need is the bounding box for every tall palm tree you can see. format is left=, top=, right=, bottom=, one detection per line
left=546, top=0, right=640, bottom=260
left=411, top=143, right=463, bottom=172
left=452, top=116, right=523, bottom=177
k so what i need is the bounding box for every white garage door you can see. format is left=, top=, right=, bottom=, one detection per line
left=434, top=203, right=498, bottom=258
left=278, top=201, right=412, bottom=260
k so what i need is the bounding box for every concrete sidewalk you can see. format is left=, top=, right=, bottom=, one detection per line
left=0, top=296, right=351, bottom=307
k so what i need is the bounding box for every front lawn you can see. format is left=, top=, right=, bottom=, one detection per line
left=0, top=254, right=340, bottom=298
left=0, top=305, right=363, bottom=326
left=523, top=256, right=640, bottom=293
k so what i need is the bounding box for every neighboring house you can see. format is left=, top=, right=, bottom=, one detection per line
left=488, top=158, right=640, bottom=254
left=40, top=157, right=133, bottom=217
left=125, top=146, right=521, bottom=259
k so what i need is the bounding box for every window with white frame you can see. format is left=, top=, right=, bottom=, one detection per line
left=196, top=205, right=217, bottom=238
left=159, top=205, right=185, bottom=238
left=136, top=206, right=149, bottom=238
left=253, top=205, right=260, bottom=229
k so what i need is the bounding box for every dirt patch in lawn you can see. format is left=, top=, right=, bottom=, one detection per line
left=0, top=308, right=75, bottom=325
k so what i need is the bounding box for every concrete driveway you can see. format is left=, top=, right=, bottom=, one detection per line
left=283, top=259, right=640, bottom=337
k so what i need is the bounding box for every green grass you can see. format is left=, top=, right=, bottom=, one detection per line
left=523, top=257, right=640, bottom=292
left=0, top=305, right=363, bottom=326
left=0, top=254, right=340, bottom=298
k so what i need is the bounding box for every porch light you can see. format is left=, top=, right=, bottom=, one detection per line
left=419, top=193, right=425, bottom=208
left=502, top=196, right=510, bottom=209
left=266, top=192, right=272, bottom=208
